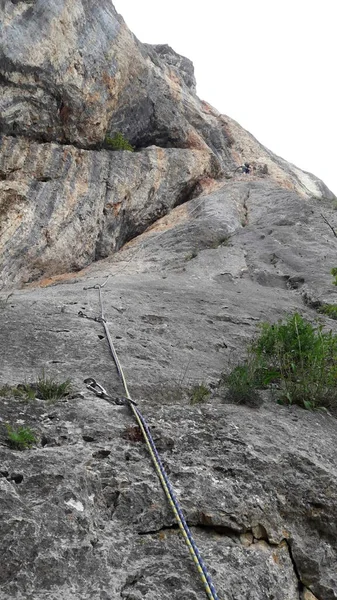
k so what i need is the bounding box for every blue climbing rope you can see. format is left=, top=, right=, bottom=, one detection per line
left=81, top=282, right=221, bottom=600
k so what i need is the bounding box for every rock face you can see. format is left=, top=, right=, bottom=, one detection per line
left=1, top=388, right=336, bottom=600
left=0, top=0, right=334, bottom=287
left=0, top=2, right=337, bottom=600
left=0, top=135, right=218, bottom=286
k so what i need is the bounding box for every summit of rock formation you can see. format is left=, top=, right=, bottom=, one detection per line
left=0, top=2, right=336, bottom=600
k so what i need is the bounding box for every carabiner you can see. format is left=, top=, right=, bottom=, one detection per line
left=84, top=377, right=109, bottom=399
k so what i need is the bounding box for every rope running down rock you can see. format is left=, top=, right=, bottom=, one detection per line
left=80, top=281, right=221, bottom=600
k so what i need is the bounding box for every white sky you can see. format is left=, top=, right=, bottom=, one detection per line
left=113, top=0, right=336, bottom=195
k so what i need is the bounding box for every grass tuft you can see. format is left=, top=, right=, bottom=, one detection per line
left=189, top=383, right=210, bottom=405
left=210, top=235, right=232, bottom=249
left=0, top=375, right=71, bottom=403
left=6, top=424, right=37, bottom=450
left=224, top=363, right=262, bottom=406
left=36, top=374, right=71, bottom=402
left=0, top=383, right=35, bottom=402
left=185, top=250, right=198, bottom=261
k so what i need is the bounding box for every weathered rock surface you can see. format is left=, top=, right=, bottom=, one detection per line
left=1, top=1, right=337, bottom=600
left=1, top=179, right=337, bottom=599
left=0, top=0, right=231, bottom=160
left=0, top=0, right=334, bottom=288
left=0, top=134, right=218, bottom=286
left=0, top=381, right=336, bottom=599
left=0, top=129, right=334, bottom=289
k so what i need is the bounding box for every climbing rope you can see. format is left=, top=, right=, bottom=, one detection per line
left=80, top=282, right=221, bottom=600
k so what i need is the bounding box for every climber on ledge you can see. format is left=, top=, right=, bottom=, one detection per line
left=234, top=162, right=251, bottom=174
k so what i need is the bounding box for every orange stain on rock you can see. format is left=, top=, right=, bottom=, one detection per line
left=26, top=268, right=87, bottom=289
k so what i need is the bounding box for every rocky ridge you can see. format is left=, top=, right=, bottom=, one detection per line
left=0, top=2, right=337, bottom=600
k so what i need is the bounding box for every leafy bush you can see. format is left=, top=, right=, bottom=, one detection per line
left=0, top=385, right=14, bottom=397
left=105, top=132, right=134, bottom=152
left=6, top=424, right=37, bottom=450
left=225, top=363, right=262, bottom=406
left=318, top=304, right=337, bottom=320
left=331, top=267, right=337, bottom=286
left=225, top=313, right=337, bottom=410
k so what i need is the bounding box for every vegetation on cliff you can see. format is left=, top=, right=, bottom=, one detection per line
left=226, top=313, right=337, bottom=411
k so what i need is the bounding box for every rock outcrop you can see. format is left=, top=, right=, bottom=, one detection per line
left=0, top=0, right=334, bottom=288
left=0, top=2, right=337, bottom=600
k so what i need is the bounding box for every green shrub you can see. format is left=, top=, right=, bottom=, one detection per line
left=189, top=384, right=210, bottom=404
left=6, top=424, right=37, bottom=450
left=318, top=304, right=337, bottom=320
left=225, top=363, right=261, bottom=405
left=225, top=313, right=337, bottom=410
left=331, top=267, right=337, bottom=286
left=105, top=132, right=134, bottom=152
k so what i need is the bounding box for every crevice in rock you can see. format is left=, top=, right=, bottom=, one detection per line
left=121, top=572, right=145, bottom=596
left=287, top=276, right=305, bottom=290
left=138, top=518, right=244, bottom=539
left=138, top=524, right=179, bottom=536
left=9, top=473, right=24, bottom=484
left=0, top=470, right=24, bottom=484
left=241, top=189, right=250, bottom=227
left=35, top=176, right=53, bottom=183
left=284, top=539, right=305, bottom=598
left=41, top=436, right=51, bottom=447
left=195, top=522, right=242, bottom=538
left=301, top=290, right=323, bottom=310
left=131, top=131, right=186, bottom=152
left=2, top=125, right=205, bottom=154
left=92, top=449, right=111, bottom=459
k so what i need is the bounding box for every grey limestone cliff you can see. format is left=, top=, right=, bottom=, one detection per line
left=0, top=2, right=337, bottom=600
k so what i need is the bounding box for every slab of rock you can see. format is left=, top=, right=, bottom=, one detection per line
left=0, top=2, right=337, bottom=599
left=1, top=177, right=337, bottom=598
left=0, top=386, right=336, bottom=599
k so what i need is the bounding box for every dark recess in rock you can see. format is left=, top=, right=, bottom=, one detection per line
left=174, top=179, right=204, bottom=207
left=9, top=473, right=24, bottom=484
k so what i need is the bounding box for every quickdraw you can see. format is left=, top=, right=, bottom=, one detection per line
left=80, top=281, right=221, bottom=600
